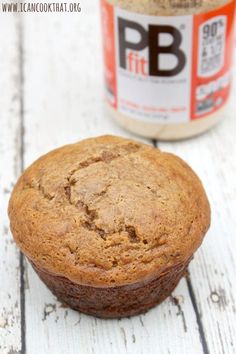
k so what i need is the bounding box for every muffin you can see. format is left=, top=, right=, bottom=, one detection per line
left=8, top=135, right=210, bottom=318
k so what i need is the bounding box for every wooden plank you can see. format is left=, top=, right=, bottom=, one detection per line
left=159, top=84, right=236, bottom=354
left=22, top=2, right=204, bottom=354
left=0, top=13, right=22, bottom=354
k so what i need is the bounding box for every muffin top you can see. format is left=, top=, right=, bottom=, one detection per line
left=9, top=135, right=210, bottom=287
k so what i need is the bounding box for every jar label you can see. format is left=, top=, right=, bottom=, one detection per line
left=101, top=0, right=235, bottom=123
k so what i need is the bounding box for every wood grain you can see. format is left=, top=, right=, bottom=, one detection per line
left=159, top=93, right=236, bottom=354
left=0, top=12, right=22, bottom=354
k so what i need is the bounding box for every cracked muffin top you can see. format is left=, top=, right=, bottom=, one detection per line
left=8, top=135, right=210, bottom=287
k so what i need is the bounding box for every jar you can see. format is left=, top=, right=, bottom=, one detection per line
left=101, top=0, right=235, bottom=140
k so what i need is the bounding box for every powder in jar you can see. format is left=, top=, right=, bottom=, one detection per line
left=101, top=0, right=235, bottom=140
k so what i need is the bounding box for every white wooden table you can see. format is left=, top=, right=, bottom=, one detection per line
left=0, top=1, right=236, bottom=353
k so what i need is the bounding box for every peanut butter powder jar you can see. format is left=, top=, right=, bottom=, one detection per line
left=101, top=0, right=235, bottom=140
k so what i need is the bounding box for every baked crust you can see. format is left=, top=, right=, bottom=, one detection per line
left=9, top=135, right=210, bottom=288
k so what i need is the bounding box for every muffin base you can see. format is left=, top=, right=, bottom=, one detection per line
left=30, top=257, right=191, bottom=318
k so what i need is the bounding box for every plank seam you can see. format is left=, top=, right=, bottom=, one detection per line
left=18, top=12, right=26, bottom=354
left=186, top=277, right=210, bottom=354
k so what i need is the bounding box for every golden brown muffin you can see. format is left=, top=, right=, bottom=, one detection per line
left=8, top=135, right=210, bottom=317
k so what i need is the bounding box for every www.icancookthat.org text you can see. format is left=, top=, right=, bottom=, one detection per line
left=1, top=2, right=81, bottom=13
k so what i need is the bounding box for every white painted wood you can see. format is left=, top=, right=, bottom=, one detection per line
left=159, top=87, right=236, bottom=353
left=22, top=1, right=203, bottom=353
left=0, top=13, right=22, bottom=354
